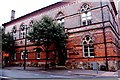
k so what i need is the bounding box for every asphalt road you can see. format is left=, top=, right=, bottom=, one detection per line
left=0, top=69, right=95, bottom=79
left=0, top=69, right=119, bottom=80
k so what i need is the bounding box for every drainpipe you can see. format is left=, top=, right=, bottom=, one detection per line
left=100, top=0, right=109, bottom=71
left=23, top=25, right=27, bottom=70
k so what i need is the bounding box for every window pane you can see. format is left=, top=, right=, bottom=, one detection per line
left=87, top=7, right=90, bottom=10
left=81, top=13, right=86, bottom=18
left=84, top=46, right=88, bottom=49
left=90, top=53, right=94, bottom=56
left=89, top=40, right=93, bottom=44
left=83, top=41, right=87, bottom=44
left=58, top=19, right=65, bottom=25
left=90, top=49, right=94, bottom=52
left=83, top=21, right=86, bottom=26
left=87, top=12, right=91, bottom=16
left=81, top=9, right=85, bottom=12
left=61, top=19, right=64, bottom=23
left=22, top=55, right=24, bottom=58
left=82, top=18, right=86, bottom=21
left=36, top=53, right=40, bottom=59
left=84, top=4, right=88, bottom=8
left=26, top=53, right=28, bottom=59
left=87, top=20, right=92, bottom=25
left=86, top=36, right=90, bottom=41
left=85, top=52, right=88, bottom=56
left=84, top=46, right=88, bottom=53
left=87, top=16, right=91, bottom=20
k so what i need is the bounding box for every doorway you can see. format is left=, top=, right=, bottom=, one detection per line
left=55, top=50, right=66, bottom=66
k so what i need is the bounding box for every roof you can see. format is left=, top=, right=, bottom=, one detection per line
left=2, top=1, right=69, bottom=27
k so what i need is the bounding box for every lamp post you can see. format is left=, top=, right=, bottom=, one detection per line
left=23, top=25, right=28, bottom=70
left=1, top=26, right=5, bottom=68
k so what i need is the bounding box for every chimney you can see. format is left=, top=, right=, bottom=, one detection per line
left=11, top=10, right=15, bottom=20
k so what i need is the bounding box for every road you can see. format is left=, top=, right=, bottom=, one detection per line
left=0, top=69, right=119, bottom=80
left=0, top=69, right=95, bottom=79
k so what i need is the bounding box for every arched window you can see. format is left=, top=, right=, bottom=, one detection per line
left=81, top=4, right=92, bottom=26
left=28, top=20, right=34, bottom=31
left=12, top=26, right=17, bottom=40
left=56, top=12, right=64, bottom=25
left=83, top=35, right=94, bottom=57
left=19, top=23, right=26, bottom=39
left=35, top=48, right=42, bottom=59
left=21, top=50, right=28, bottom=60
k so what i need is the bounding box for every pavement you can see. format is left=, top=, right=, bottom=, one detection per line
left=2, top=66, right=120, bottom=78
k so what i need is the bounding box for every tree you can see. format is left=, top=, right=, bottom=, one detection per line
left=27, top=16, right=68, bottom=69
left=1, top=30, right=15, bottom=67
left=2, top=32, right=15, bottom=59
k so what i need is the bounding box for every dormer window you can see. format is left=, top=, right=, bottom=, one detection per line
left=81, top=4, right=92, bottom=26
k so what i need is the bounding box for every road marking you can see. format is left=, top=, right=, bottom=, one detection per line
left=50, top=75, right=65, bottom=77
left=33, top=74, right=39, bottom=75
left=68, top=71, right=72, bottom=72
left=0, top=76, right=9, bottom=79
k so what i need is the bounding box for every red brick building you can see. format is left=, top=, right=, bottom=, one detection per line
left=2, top=0, right=120, bottom=71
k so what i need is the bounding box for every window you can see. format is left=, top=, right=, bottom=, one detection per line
left=21, top=51, right=24, bottom=60
left=11, top=52, right=16, bottom=60
left=28, top=20, right=34, bottom=32
left=12, top=26, right=17, bottom=40
left=14, top=53, right=16, bottom=60
left=36, top=53, right=40, bottom=59
left=21, top=50, right=28, bottom=60
left=83, top=35, right=94, bottom=57
left=56, top=12, right=64, bottom=25
left=35, top=48, right=42, bottom=59
left=81, top=4, right=92, bottom=26
left=19, top=23, right=26, bottom=39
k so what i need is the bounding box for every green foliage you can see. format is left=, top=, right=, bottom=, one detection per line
left=27, top=16, right=68, bottom=68
left=27, top=16, right=68, bottom=48
left=2, top=32, right=14, bottom=53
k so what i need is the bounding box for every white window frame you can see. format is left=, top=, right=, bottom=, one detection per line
left=81, top=12, right=92, bottom=26
left=12, top=26, right=17, bottom=40
left=57, top=18, right=64, bottom=24
left=21, top=51, right=24, bottom=60
left=20, top=24, right=26, bottom=39
left=81, top=4, right=92, bottom=26
left=28, top=21, right=34, bottom=32
left=83, top=36, right=94, bottom=58
left=56, top=12, right=65, bottom=25
left=13, top=33, right=17, bottom=40
left=21, top=50, right=28, bottom=60
left=36, top=52, right=40, bottom=59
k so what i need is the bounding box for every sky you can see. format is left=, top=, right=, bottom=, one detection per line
left=0, top=0, right=119, bottom=26
left=0, top=0, right=62, bottom=26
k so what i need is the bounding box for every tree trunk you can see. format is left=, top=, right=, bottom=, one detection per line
left=45, top=42, right=49, bottom=70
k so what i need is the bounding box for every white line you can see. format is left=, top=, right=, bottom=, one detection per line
left=0, top=76, right=9, bottom=78
left=33, top=74, right=39, bottom=75
left=50, top=75, right=64, bottom=77
left=68, top=71, right=72, bottom=72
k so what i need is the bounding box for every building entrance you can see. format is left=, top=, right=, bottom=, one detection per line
left=55, top=51, right=66, bottom=66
